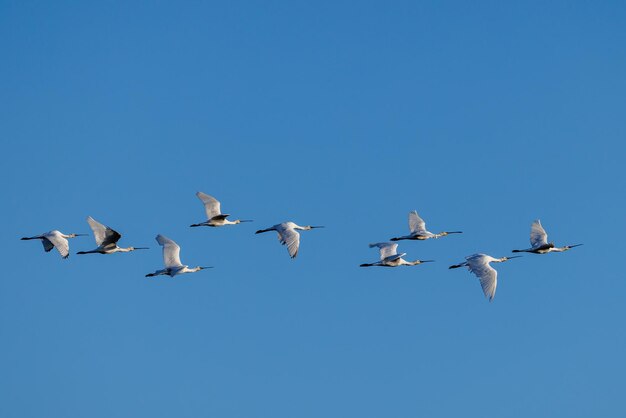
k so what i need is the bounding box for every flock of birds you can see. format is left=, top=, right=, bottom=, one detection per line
left=21, top=192, right=582, bottom=301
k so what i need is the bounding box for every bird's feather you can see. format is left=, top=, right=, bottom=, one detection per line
left=87, top=216, right=121, bottom=246
left=156, top=234, right=183, bottom=267
left=408, top=211, right=427, bottom=234
left=197, top=192, right=221, bottom=219
left=530, top=219, right=548, bottom=248
left=44, top=232, right=70, bottom=259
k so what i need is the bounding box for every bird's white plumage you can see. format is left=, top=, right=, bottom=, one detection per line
left=408, top=211, right=427, bottom=234
left=196, top=192, right=221, bottom=219
left=276, top=223, right=301, bottom=258
left=465, top=254, right=498, bottom=301
left=87, top=216, right=108, bottom=245
left=530, top=219, right=548, bottom=248
left=44, top=231, right=70, bottom=259
left=156, top=234, right=183, bottom=268
left=369, top=242, right=399, bottom=260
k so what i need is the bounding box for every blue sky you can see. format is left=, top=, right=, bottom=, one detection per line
left=1, top=1, right=625, bottom=417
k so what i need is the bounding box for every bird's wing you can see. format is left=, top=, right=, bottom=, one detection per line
left=468, top=256, right=497, bottom=301
left=196, top=192, right=221, bottom=219
left=41, top=238, right=54, bottom=252
left=370, top=242, right=398, bottom=260
left=278, top=228, right=300, bottom=258
left=408, top=211, right=427, bottom=234
left=156, top=235, right=183, bottom=267
left=45, top=233, right=70, bottom=259
left=87, top=216, right=121, bottom=246
left=530, top=219, right=548, bottom=248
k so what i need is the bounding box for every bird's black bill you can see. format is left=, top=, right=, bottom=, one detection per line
left=239, top=220, right=254, bottom=223
left=507, top=255, right=523, bottom=260
left=569, top=244, right=584, bottom=248
left=421, top=260, right=435, bottom=263
left=135, top=247, right=150, bottom=250
left=311, top=226, right=325, bottom=229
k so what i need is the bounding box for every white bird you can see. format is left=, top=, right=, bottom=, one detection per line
left=190, top=192, right=252, bottom=227
left=512, top=219, right=582, bottom=254
left=449, top=254, right=521, bottom=301
left=360, top=242, right=434, bottom=267
left=77, top=216, right=148, bottom=255
left=391, top=210, right=462, bottom=241
left=21, top=230, right=87, bottom=259
left=145, top=234, right=212, bottom=277
left=255, top=222, right=324, bottom=258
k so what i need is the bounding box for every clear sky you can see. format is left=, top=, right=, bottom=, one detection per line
left=1, top=1, right=625, bottom=417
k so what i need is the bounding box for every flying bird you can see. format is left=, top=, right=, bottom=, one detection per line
left=77, top=216, right=148, bottom=255
left=190, top=192, right=252, bottom=227
left=255, top=222, right=323, bottom=258
left=512, top=219, right=582, bottom=254
left=21, top=230, right=87, bottom=259
left=360, top=242, right=434, bottom=267
left=145, top=234, right=211, bottom=277
left=391, top=210, right=462, bottom=241
left=449, top=254, right=521, bottom=301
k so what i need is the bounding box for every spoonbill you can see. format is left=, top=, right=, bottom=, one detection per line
left=449, top=254, right=521, bottom=301
left=145, top=234, right=212, bottom=277
left=21, top=230, right=87, bottom=259
left=512, top=220, right=582, bottom=254
left=391, top=210, right=462, bottom=241
left=360, top=242, right=434, bottom=267
left=77, top=216, right=148, bottom=255
left=255, top=222, right=324, bottom=258
left=190, top=192, right=252, bottom=227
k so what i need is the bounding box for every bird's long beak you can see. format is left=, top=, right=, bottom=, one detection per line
left=75, top=234, right=89, bottom=236
left=200, top=266, right=214, bottom=269
left=569, top=244, right=584, bottom=248
left=134, top=247, right=150, bottom=250
left=449, top=263, right=464, bottom=269
left=447, top=231, right=463, bottom=234
left=239, top=220, right=254, bottom=223
left=421, top=260, right=435, bottom=263
left=506, top=255, right=523, bottom=260
left=310, top=226, right=325, bottom=229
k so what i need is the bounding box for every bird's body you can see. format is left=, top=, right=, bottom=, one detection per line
left=77, top=216, right=148, bottom=255
left=512, top=220, right=582, bottom=254
left=255, top=222, right=323, bottom=258
left=391, top=210, right=462, bottom=241
left=360, top=242, right=434, bottom=267
left=190, top=192, right=252, bottom=227
left=449, top=253, right=520, bottom=301
left=145, top=235, right=211, bottom=277
left=21, top=230, right=86, bottom=259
